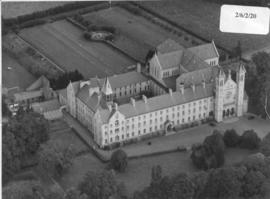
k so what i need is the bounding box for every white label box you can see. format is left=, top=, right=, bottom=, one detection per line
left=220, top=5, right=270, bottom=35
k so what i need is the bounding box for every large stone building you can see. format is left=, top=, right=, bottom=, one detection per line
left=59, top=39, right=248, bottom=148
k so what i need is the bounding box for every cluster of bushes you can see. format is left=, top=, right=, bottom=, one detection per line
left=223, top=129, right=261, bottom=149
left=3, top=2, right=102, bottom=27
left=135, top=153, right=270, bottom=199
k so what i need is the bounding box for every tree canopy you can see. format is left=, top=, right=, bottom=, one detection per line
left=110, top=149, right=128, bottom=173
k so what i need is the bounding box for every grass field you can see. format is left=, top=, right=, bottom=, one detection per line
left=2, top=51, right=36, bottom=90
left=83, top=7, right=193, bottom=62
left=139, top=0, right=270, bottom=54
left=19, top=20, right=135, bottom=78
left=1, top=2, right=67, bottom=19
left=60, top=148, right=254, bottom=197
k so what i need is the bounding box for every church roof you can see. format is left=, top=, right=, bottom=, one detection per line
left=157, top=51, right=184, bottom=70
left=188, top=41, right=219, bottom=61
left=177, top=65, right=220, bottom=87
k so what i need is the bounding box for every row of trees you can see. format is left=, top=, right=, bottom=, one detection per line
left=191, top=129, right=262, bottom=170
left=73, top=14, right=116, bottom=34
left=135, top=153, right=270, bottom=199
left=49, top=70, right=83, bottom=90
left=3, top=2, right=101, bottom=28
left=246, top=52, right=270, bottom=118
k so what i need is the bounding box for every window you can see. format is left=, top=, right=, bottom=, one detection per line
left=115, top=128, right=119, bottom=134
left=144, top=129, right=146, bottom=134
left=182, top=111, right=185, bottom=115
left=110, top=138, right=113, bottom=142
left=188, top=117, right=190, bottom=121
left=150, top=113, right=152, bottom=117
left=122, top=127, right=124, bottom=131
left=150, top=120, right=152, bottom=124
left=116, top=136, right=119, bottom=141
left=138, top=123, right=141, bottom=127
left=122, top=135, right=124, bottom=139
left=182, top=118, right=185, bottom=123
left=105, top=139, right=108, bottom=143
left=105, top=131, right=107, bottom=135
left=144, top=121, right=146, bottom=125
left=160, top=117, right=162, bottom=122
left=127, top=133, right=130, bottom=138
left=132, top=132, right=135, bottom=136
left=115, top=120, right=119, bottom=126
left=138, top=130, right=141, bottom=135
left=150, top=127, right=152, bottom=132
left=110, top=130, right=113, bottom=134
left=193, top=116, right=195, bottom=120
left=193, top=108, right=196, bottom=113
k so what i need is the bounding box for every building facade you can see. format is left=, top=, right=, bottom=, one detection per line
left=60, top=39, right=248, bottom=148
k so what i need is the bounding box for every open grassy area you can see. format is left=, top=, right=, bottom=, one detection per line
left=2, top=51, right=36, bottom=90
left=60, top=147, right=254, bottom=197
left=83, top=7, right=193, bottom=62
left=19, top=20, right=135, bottom=78
left=139, top=0, right=270, bottom=54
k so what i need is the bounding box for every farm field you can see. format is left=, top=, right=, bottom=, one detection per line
left=2, top=1, right=67, bottom=19
left=60, top=148, right=254, bottom=197
left=139, top=0, right=270, bottom=54
left=84, top=7, right=193, bottom=62
left=19, top=20, right=135, bottom=78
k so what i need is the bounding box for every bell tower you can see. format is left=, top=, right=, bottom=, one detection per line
left=214, top=68, right=225, bottom=122
left=236, top=64, right=246, bottom=117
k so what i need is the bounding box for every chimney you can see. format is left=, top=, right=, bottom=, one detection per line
left=137, top=63, right=141, bottom=73
left=228, top=69, right=231, bottom=79
left=142, top=95, right=147, bottom=103
left=114, top=102, right=118, bottom=111
left=179, top=82, right=184, bottom=94
left=191, top=84, right=195, bottom=92
left=108, top=104, right=112, bottom=112
left=169, top=88, right=173, bottom=96
left=130, top=98, right=136, bottom=107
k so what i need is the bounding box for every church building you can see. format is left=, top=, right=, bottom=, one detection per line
left=59, top=39, right=248, bottom=148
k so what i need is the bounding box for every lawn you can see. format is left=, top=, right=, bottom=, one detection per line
left=83, top=7, right=193, bottom=62
left=60, top=148, right=254, bottom=197
left=2, top=51, right=36, bottom=90
left=139, top=0, right=270, bottom=54
left=19, top=20, right=135, bottom=78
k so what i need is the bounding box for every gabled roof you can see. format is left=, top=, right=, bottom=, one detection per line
left=26, top=75, right=50, bottom=91
left=99, top=83, right=214, bottom=123
left=177, top=65, right=220, bottom=87
left=77, top=87, right=107, bottom=112
left=101, top=77, right=113, bottom=95
left=180, top=49, right=210, bottom=72
left=157, top=51, right=184, bottom=70
left=188, top=41, right=219, bottom=61
left=156, top=38, right=184, bottom=54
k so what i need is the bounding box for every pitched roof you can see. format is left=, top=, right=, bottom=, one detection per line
left=188, top=41, right=219, bottom=61
left=77, top=87, right=107, bottom=112
left=156, top=38, right=184, bottom=54
left=99, top=83, right=214, bottom=123
left=32, top=99, right=60, bottom=113
left=14, top=90, right=43, bottom=102
left=157, top=50, right=184, bottom=70
left=177, top=65, right=220, bottom=87
left=101, top=77, right=113, bottom=95
left=180, top=49, right=210, bottom=72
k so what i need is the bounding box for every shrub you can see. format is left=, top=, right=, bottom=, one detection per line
left=110, top=149, right=128, bottom=172
left=259, top=132, right=270, bottom=156
left=223, top=129, right=240, bottom=147
left=240, top=130, right=261, bottom=149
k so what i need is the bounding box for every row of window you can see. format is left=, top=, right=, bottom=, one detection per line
left=103, top=112, right=210, bottom=144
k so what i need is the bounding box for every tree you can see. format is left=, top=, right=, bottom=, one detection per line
left=78, top=170, right=120, bottom=199
left=241, top=170, right=267, bottom=198
left=240, top=130, right=261, bottom=149
left=171, top=173, right=195, bottom=199
left=202, top=166, right=246, bottom=199
left=223, top=129, right=240, bottom=147
left=65, top=188, right=87, bottom=199
left=2, top=125, right=23, bottom=183
left=110, top=149, right=128, bottom=172
left=38, top=140, right=75, bottom=178
left=191, top=130, right=225, bottom=170
left=151, top=165, right=162, bottom=184
left=9, top=111, right=49, bottom=155
left=190, top=171, right=208, bottom=199
left=2, top=95, right=11, bottom=117
left=2, top=180, right=42, bottom=199
left=259, top=132, right=270, bottom=156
